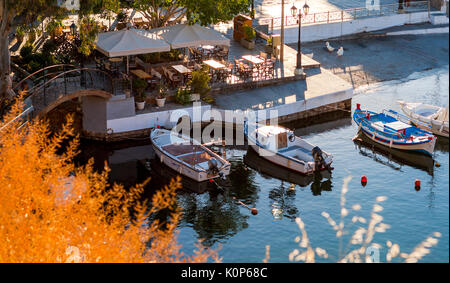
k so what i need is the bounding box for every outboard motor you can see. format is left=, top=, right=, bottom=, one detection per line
left=208, top=158, right=220, bottom=175
left=312, top=146, right=325, bottom=172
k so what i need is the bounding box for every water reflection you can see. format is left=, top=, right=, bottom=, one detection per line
left=435, top=136, right=449, bottom=153
left=140, top=156, right=258, bottom=247
left=353, top=133, right=435, bottom=176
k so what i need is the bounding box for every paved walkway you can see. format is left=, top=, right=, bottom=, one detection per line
left=296, top=32, right=449, bottom=89
left=214, top=67, right=352, bottom=111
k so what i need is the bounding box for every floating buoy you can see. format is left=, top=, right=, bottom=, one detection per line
left=415, top=179, right=421, bottom=191
left=435, top=162, right=441, bottom=167
left=209, top=179, right=214, bottom=183
left=233, top=197, right=258, bottom=216
left=156, top=125, right=161, bottom=129
left=361, top=175, right=368, bottom=186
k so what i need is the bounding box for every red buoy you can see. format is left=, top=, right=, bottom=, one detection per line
left=361, top=175, right=368, bottom=186
left=156, top=125, right=161, bottom=129
left=209, top=179, right=214, bottom=183
left=251, top=208, right=258, bottom=215
left=415, top=179, right=421, bottom=191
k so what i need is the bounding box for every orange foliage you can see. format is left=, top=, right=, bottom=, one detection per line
left=0, top=96, right=218, bottom=263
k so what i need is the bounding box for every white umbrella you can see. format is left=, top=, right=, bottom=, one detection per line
left=148, top=24, right=230, bottom=49
left=96, top=29, right=170, bottom=74
left=96, top=28, right=170, bottom=57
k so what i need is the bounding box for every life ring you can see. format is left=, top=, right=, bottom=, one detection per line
left=288, top=133, right=295, bottom=142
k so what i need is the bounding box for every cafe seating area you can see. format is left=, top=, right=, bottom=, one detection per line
left=93, top=47, right=277, bottom=94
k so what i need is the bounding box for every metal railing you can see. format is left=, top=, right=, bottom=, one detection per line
left=258, top=1, right=431, bottom=30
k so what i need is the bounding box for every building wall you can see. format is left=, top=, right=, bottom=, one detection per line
left=276, top=11, right=433, bottom=43
left=82, top=96, right=107, bottom=133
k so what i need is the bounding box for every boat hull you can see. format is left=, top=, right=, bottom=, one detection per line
left=150, top=129, right=231, bottom=182
left=244, top=147, right=331, bottom=186
left=152, top=144, right=230, bottom=182
left=353, top=108, right=436, bottom=156
left=399, top=101, right=449, bottom=138
left=244, top=123, right=333, bottom=175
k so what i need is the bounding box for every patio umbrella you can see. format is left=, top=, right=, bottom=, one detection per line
left=96, top=29, right=171, bottom=73
left=148, top=24, right=230, bottom=49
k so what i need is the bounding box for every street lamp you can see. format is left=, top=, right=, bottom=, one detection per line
left=70, top=22, right=77, bottom=36
left=291, top=1, right=309, bottom=76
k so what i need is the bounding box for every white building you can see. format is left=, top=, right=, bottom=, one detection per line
left=58, top=0, right=80, bottom=11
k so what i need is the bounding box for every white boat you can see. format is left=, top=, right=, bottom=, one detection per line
left=243, top=123, right=333, bottom=175
left=150, top=128, right=231, bottom=182
left=398, top=101, right=449, bottom=138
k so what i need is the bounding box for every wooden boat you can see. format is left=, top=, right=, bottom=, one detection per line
left=243, top=122, right=333, bottom=175
left=150, top=128, right=231, bottom=182
left=353, top=132, right=435, bottom=176
left=353, top=104, right=437, bottom=156
left=397, top=101, right=449, bottom=138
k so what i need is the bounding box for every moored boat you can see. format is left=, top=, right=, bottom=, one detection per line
left=150, top=128, right=231, bottom=182
left=353, top=104, right=437, bottom=156
left=243, top=122, right=333, bottom=175
left=397, top=101, right=449, bottom=138
left=243, top=147, right=331, bottom=187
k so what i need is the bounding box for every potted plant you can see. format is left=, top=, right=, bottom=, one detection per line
left=240, top=24, right=256, bottom=50
left=265, top=36, right=273, bottom=54
left=132, top=78, right=148, bottom=110
left=156, top=83, right=168, bottom=107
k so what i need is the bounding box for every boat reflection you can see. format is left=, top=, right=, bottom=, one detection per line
left=353, top=133, right=435, bottom=176
left=435, top=136, right=449, bottom=153
left=243, top=147, right=333, bottom=196
left=139, top=157, right=256, bottom=247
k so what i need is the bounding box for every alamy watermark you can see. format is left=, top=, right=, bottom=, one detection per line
left=166, top=102, right=281, bottom=157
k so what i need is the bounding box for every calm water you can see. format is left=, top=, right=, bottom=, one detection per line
left=79, top=66, right=449, bottom=263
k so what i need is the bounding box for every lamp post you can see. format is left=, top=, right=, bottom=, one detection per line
left=291, top=1, right=309, bottom=76
left=70, top=22, right=77, bottom=36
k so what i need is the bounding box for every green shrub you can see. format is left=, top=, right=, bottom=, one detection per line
left=175, top=88, right=191, bottom=105
left=42, top=39, right=58, bottom=56
left=16, top=26, right=25, bottom=41
left=189, top=66, right=211, bottom=98
left=132, top=79, right=148, bottom=102
left=243, top=24, right=255, bottom=41
left=20, top=44, right=34, bottom=61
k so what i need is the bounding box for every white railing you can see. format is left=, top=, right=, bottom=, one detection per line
left=258, top=1, right=431, bottom=30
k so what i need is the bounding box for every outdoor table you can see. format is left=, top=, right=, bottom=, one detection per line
left=242, top=55, right=265, bottom=65
left=172, top=65, right=192, bottom=74
left=130, top=69, right=152, bottom=80
left=203, top=59, right=226, bottom=70
left=172, top=65, right=192, bottom=84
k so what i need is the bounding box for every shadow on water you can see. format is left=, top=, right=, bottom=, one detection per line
left=137, top=155, right=259, bottom=247
left=435, top=136, right=449, bottom=153
left=353, top=132, right=435, bottom=176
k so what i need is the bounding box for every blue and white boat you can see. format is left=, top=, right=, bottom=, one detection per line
left=353, top=104, right=437, bottom=156
left=243, top=122, right=333, bottom=175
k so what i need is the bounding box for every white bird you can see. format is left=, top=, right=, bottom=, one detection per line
left=337, top=46, right=344, bottom=57
left=325, top=41, right=335, bottom=52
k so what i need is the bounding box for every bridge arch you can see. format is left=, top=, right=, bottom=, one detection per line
left=38, top=89, right=112, bottom=116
